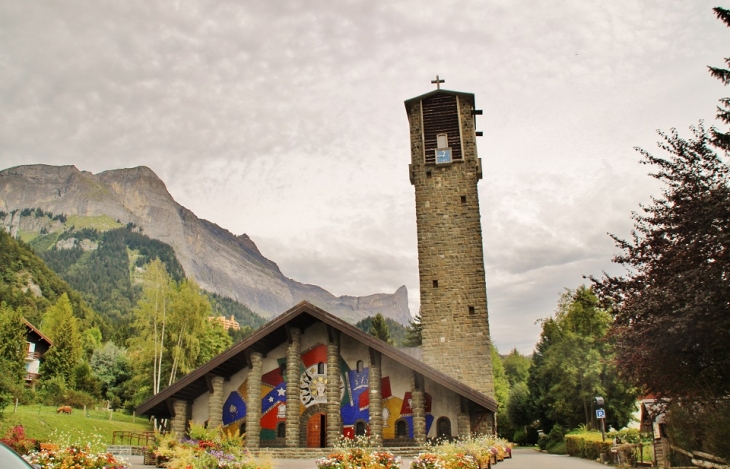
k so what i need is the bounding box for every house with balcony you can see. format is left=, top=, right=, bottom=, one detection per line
left=24, top=319, right=52, bottom=387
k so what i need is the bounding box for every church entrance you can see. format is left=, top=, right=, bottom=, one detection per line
left=306, top=413, right=326, bottom=448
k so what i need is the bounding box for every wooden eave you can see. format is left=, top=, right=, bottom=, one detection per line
left=24, top=319, right=53, bottom=347
left=136, top=301, right=498, bottom=418
left=404, top=89, right=475, bottom=112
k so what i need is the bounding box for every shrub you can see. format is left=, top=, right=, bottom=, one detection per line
left=565, top=433, right=612, bottom=460
left=63, top=389, right=96, bottom=408
left=1, top=426, right=37, bottom=455
left=512, top=428, right=528, bottom=446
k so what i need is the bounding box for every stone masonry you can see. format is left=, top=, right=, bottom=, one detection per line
left=326, top=329, right=342, bottom=446
left=368, top=349, right=383, bottom=446
left=285, top=328, right=301, bottom=447
left=411, top=373, right=426, bottom=443
left=245, top=352, right=263, bottom=448
left=207, top=375, right=225, bottom=429
left=406, top=89, right=495, bottom=399
left=170, top=399, right=188, bottom=435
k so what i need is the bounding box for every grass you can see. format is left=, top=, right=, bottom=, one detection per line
left=546, top=440, right=566, bottom=454
left=0, top=405, right=153, bottom=447
left=64, top=214, right=122, bottom=231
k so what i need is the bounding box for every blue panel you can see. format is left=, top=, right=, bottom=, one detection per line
left=262, top=382, right=286, bottom=414
left=222, top=391, right=246, bottom=426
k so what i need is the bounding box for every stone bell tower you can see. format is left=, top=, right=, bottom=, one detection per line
left=405, top=77, right=494, bottom=398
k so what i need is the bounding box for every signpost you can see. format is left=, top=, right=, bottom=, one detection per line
left=594, top=397, right=606, bottom=441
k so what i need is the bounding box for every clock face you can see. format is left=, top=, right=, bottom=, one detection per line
left=435, top=149, right=452, bottom=164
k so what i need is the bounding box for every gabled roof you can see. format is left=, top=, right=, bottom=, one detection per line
left=404, top=88, right=476, bottom=110
left=24, top=319, right=53, bottom=347
left=136, top=301, right=498, bottom=417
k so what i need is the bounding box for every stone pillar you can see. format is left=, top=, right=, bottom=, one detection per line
left=368, top=349, right=383, bottom=447
left=207, top=375, right=225, bottom=429
left=170, top=399, right=189, bottom=435
left=457, top=412, right=471, bottom=438
left=245, top=352, right=263, bottom=448
left=326, top=329, right=342, bottom=447
left=412, top=373, right=426, bottom=444
left=285, top=328, right=301, bottom=447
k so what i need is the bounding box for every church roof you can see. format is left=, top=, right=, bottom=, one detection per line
left=404, top=88, right=475, bottom=109
left=136, top=301, right=498, bottom=417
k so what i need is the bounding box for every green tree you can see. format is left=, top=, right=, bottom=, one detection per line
left=0, top=303, right=27, bottom=384
left=503, top=348, right=531, bottom=387
left=709, top=7, right=730, bottom=150
left=528, top=286, right=636, bottom=431
left=404, top=311, right=423, bottom=347
left=198, top=319, right=233, bottom=364
left=128, top=261, right=216, bottom=398
left=506, top=382, right=532, bottom=429
left=40, top=293, right=83, bottom=385
left=368, top=313, right=392, bottom=345
left=90, top=342, right=133, bottom=408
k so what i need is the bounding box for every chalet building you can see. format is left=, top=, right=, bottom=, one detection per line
left=24, top=319, right=52, bottom=386
left=136, top=301, right=497, bottom=448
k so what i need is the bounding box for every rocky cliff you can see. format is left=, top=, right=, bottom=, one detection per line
left=0, top=164, right=411, bottom=324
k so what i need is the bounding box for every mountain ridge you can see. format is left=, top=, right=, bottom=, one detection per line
left=0, top=164, right=411, bottom=324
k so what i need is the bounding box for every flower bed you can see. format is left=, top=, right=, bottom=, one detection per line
left=148, top=422, right=271, bottom=469
left=23, top=445, right=129, bottom=469
left=411, top=434, right=512, bottom=469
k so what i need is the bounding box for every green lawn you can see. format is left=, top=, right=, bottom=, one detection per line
left=0, top=405, right=153, bottom=450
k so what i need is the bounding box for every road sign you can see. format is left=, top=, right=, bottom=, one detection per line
left=596, top=408, right=606, bottom=419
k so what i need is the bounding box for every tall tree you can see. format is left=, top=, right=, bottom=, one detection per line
left=128, top=259, right=172, bottom=396
left=128, top=261, right=217, bottom=398
left=40, top=293, right=83, bottom=385
left=593, top=124, right=730, bottom=400
left=528, top=286, right=636, bottom=431
left=404, top=311, right=423, bottom=346
left=369, top=313, right=392, bottom=345
left=503, top=348, right=531, bottom=387
left=709, top=7, right=730, bottom=150
left=0, top=303, right=27, bottom=384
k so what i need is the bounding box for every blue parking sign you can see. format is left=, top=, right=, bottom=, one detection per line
left=596, top=408, right=606, bottom=419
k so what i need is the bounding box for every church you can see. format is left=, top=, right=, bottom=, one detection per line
left=137, top=82, right=497, bottom=448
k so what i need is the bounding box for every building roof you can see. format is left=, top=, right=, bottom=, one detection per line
left=136, top=301, right=498, bottom=417
left=24, top=319, right=53, bottom=347
left=404, top=88, right=476, bottom=110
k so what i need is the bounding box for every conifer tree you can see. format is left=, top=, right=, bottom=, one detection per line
left=709, top=7, right=730, bottom=149
left=41, top=293, right=82, bottom=385
left=0, top=303, right=27, bottom=383
left=404, top=311, right=423, bottom=346
left=369, top=313, right=392, bottom=345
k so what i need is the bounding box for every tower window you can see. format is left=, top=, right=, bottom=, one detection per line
left=277, top=422, right=286, bottom=438
left=426, top=171, right=432, bottom=179
left=437, top=133, right=448, bottom=149
left=469, top=306, right=475, bottom=315
left=356, top=360, right=364, bottom=373
left=433, top=280, right=438, bottom=288
left=317, top=362, right=325, bottom=374
left=461, top=196, right=467, bottom=204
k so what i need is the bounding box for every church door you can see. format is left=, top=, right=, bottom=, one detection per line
left=307, top=413, right=326, bottom=448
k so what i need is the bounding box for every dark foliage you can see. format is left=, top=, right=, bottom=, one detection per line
left=40, top=226, right=185, bottom=342
left=0, top=229, right=100, bottom=331
left=206, top=292, right=267, bottom=331
left=709, top=7, right=730, bottom=150
left=355, top=315, right=408, bottom=346
left=593, top=124, right=730, bottom=399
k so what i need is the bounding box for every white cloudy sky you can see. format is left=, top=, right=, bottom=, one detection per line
left=1, top=1, right=727, bottom=354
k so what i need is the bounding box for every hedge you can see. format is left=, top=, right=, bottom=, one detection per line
left=565, top=433, right=612, bottom=460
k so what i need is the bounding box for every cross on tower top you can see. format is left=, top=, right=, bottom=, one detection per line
left=431, top=75, right=445, bottom=89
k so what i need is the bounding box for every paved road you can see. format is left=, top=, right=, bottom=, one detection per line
left=126, top=447, right=607, bottom=469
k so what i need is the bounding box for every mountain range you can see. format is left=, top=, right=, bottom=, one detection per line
left=0, top=164, right=411, bottom=324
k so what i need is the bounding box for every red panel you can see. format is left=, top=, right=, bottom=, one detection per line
left=301, top=344, right=327, bottom=368
left=261, top=367, right=283, bottom=387
left=260, top=402, right=283, bottom=430
left=359, top=389, right=369, bottom=410
left=381, top=377, right=392, bottom=399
